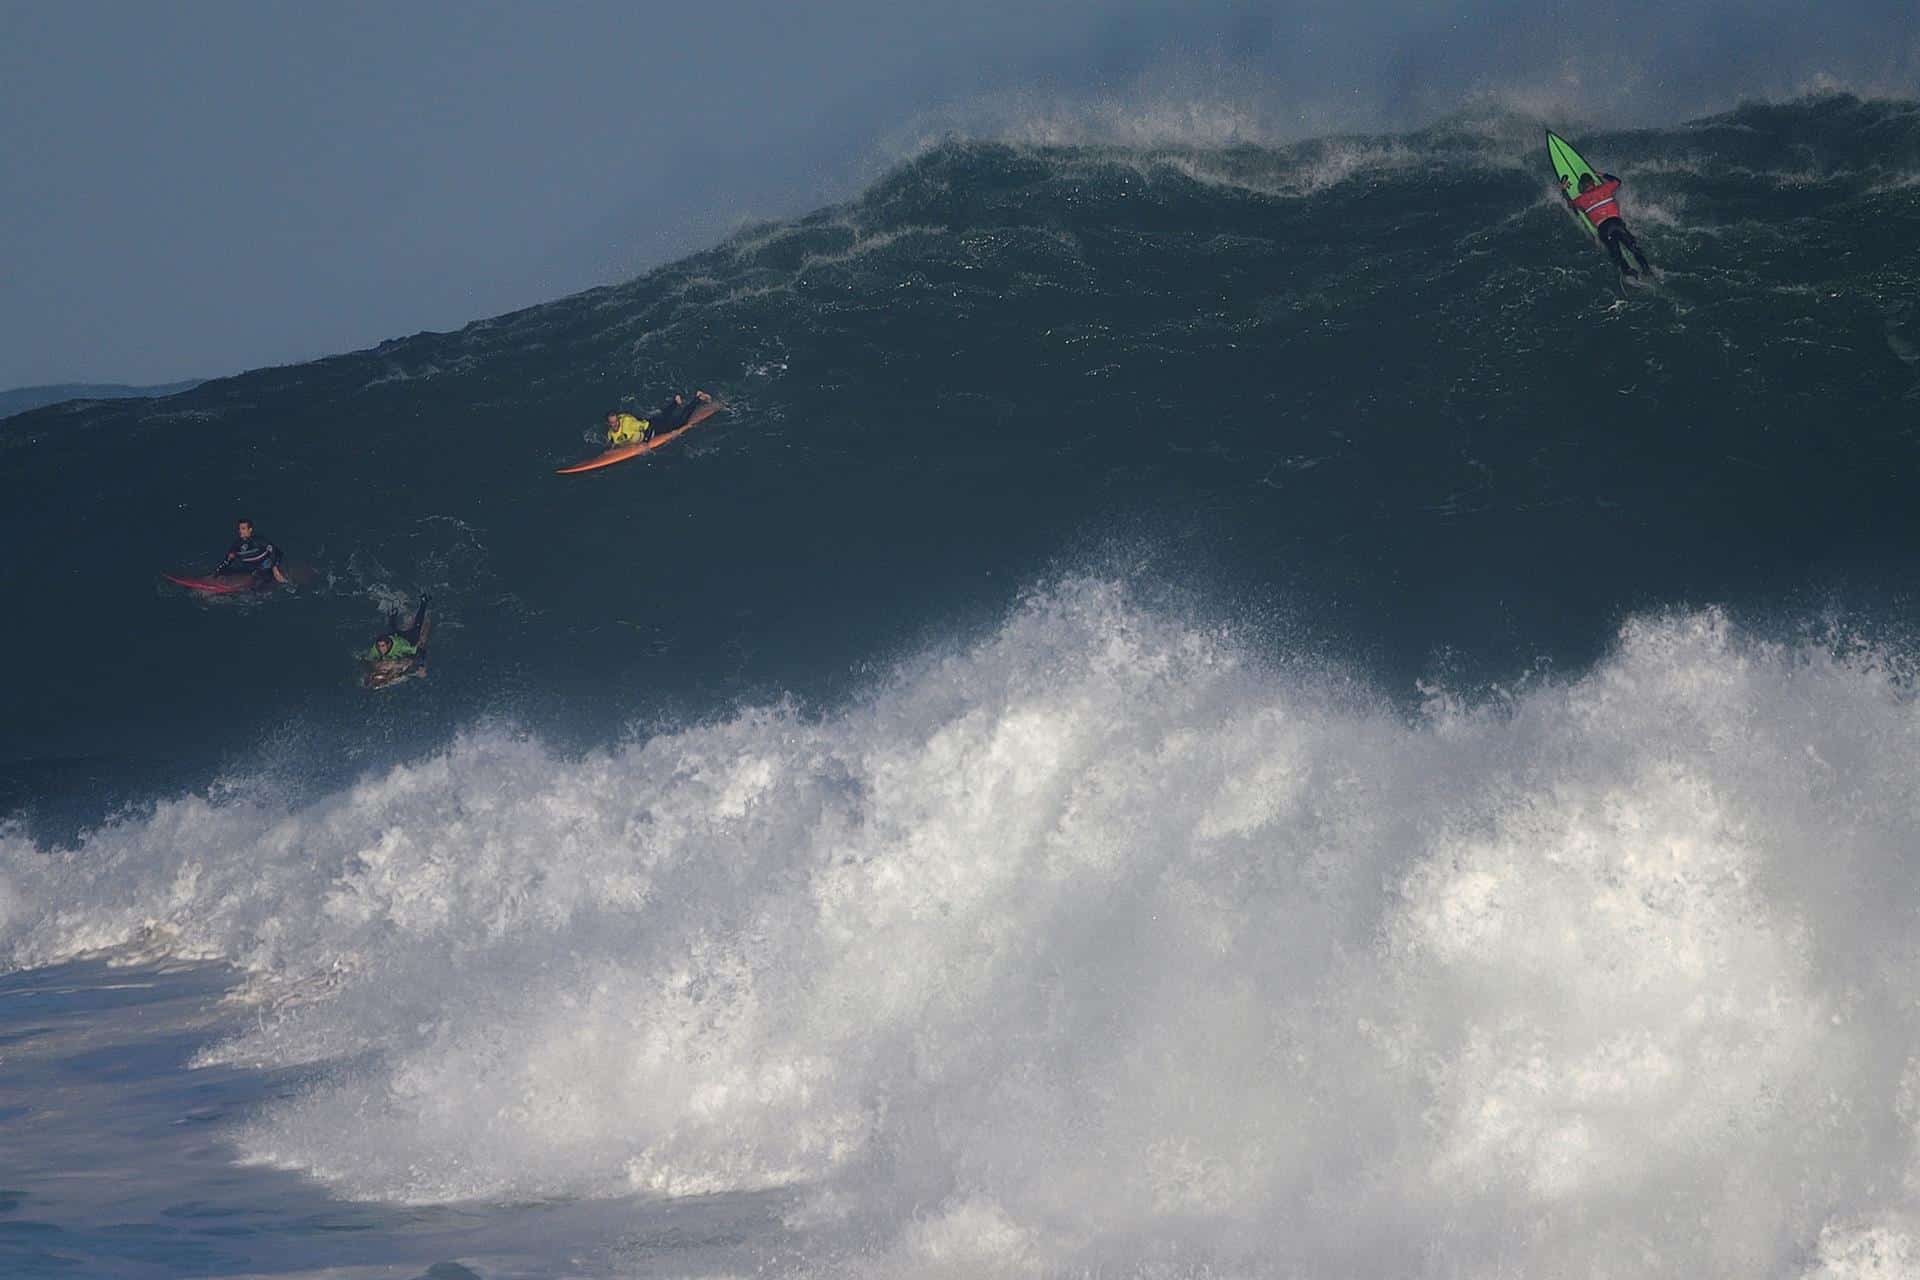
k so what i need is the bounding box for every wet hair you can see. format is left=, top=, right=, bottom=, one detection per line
left=1578, top=174, right=1596, bottom=192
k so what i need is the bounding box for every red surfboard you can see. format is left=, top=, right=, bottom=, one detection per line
left=161, top=565, right=311, bottom=594
left=556, top=401, right=723, bottom=475
left=161, top=571, right=277, bottom=595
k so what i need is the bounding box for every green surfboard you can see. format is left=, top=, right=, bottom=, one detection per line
left=1546, top=129, right=1601, bottom=241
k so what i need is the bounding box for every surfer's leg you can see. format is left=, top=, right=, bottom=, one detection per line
left=1624, top=228, right=1652, bottom=271
left=1601, top=222, right=1635, bottom=276
left=400, top=599, right=429, bottom=646
left=659, top=399, right=694, bottom=433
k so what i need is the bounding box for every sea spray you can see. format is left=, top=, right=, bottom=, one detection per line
left=7, top=582, right=1920, bottom=1275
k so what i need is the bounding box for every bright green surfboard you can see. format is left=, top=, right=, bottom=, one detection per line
left=1546, top=129, right=1601, bottom=241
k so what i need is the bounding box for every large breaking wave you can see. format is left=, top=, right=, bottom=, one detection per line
left=7, top=96, right=1920, bottom=835
left=7, top=578, right=1920, bottom=1276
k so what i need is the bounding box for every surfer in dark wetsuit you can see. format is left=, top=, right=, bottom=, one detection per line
left=362, top=596, right=431, bottom=664
left=213, top=519, right=288, bottom=584
left=1567, top=173, right=1652, bottom=279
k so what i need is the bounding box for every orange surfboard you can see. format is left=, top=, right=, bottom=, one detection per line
left=556, top=402, right=723, bottom=475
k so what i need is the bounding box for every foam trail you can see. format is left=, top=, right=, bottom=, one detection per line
left=6, top=581, right=1920, bottom=1276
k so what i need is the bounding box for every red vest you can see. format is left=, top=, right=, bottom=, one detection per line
left=1571, top=179, right=1622, bottom=228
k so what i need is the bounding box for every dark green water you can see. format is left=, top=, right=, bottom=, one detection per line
left=4, top=94, right=1917, bottom=827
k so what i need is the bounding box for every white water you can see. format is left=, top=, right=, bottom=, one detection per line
left=6, top=579, right=1920, bottom=1277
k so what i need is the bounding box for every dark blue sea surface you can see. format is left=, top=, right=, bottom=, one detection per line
left=4, top=96, right=1920, bottom=1278
left=4, top=94, right=1915, bottom=830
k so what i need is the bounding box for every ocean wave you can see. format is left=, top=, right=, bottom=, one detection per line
left=7, top=580, right=1920, bottom=1274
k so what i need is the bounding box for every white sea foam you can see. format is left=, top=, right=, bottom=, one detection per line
left=6, top=580, right=1920, bottom=1275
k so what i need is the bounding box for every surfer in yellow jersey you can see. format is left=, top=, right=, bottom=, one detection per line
left=605, top=411, right=646, bottom=446
left=605, top=389, right=713, bottom=445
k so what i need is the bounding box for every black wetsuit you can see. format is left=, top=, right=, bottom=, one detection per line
left=1597, top=217, right=1651, bottom=276
left=215, top=536, right=282, bottom=578
left=653, top=396, right=698, bottom=436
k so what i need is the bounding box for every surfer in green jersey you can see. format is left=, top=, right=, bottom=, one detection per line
left=362, top=596, right=430, bottom=663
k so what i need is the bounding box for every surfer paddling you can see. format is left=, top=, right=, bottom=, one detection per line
left=1565, top=172, right=1652, bottom=280
left=212, top=518, right=288, bottom=585
left=605, top=389, right=714, bottom=446
left=359, top=596, right=432, bottom=690
left=362, top=596, right=431, bottom=664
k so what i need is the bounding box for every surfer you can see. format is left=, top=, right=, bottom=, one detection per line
left=212, top=519, right=288, bottom=584
left=606, top=389, right=713, bottom=446
left=1566, top=172, right=1652, bottom=279
left=362, top=596, right=431, bottom=664
left=605, top=411, right=647, bottom=446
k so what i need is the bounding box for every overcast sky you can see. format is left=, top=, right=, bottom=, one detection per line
left=1, top=0, right=1913, bottom=387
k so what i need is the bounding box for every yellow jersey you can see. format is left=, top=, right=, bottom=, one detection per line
left=607, top=413, right=648, bottom=445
